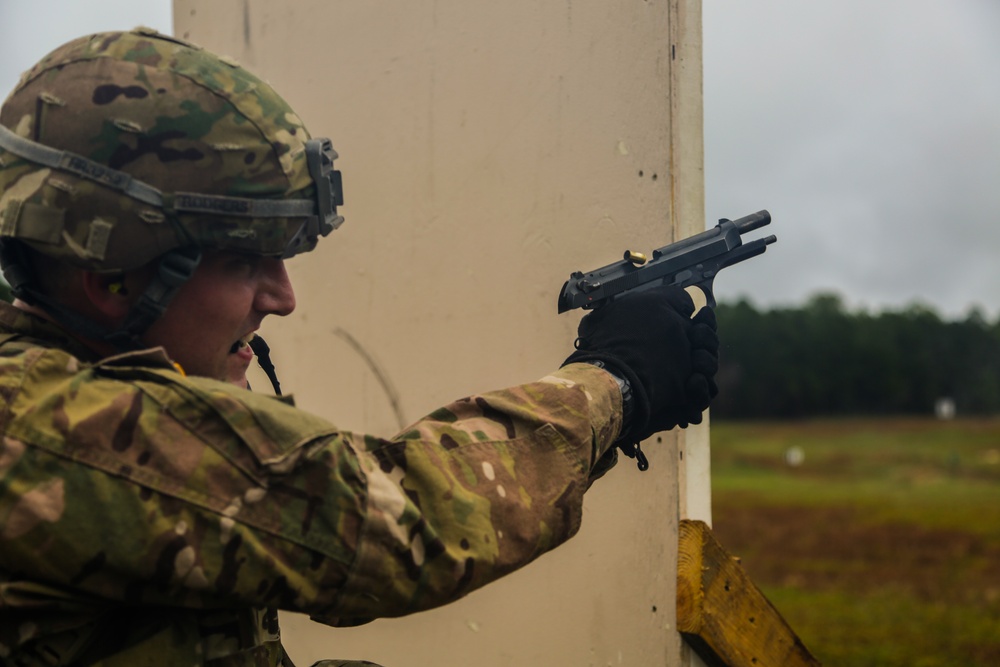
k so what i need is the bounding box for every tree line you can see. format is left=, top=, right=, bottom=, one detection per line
left=713, top=293, right=1000, bottom=419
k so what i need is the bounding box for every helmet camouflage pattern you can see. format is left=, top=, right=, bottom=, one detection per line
left=0, top=28, right=343, bottom=272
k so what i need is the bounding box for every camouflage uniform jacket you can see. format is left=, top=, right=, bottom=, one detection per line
left=0, top=302, right=623, bottom=666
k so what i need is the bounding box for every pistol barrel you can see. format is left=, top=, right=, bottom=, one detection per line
left=732, top=210, right=771, bottom=234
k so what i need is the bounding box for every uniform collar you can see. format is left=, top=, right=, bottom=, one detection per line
left=0, top=300, right=177, bottom=371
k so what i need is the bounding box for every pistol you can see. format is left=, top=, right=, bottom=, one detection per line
left=557, top=210, right=777, bottom=312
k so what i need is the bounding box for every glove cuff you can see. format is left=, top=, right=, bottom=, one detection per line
left=567, top=353, right=650, bottom=445
left=577, top=359, right=633, bottom=433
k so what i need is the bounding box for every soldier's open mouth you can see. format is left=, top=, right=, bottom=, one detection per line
left=229, top=333, right=256, bottom=354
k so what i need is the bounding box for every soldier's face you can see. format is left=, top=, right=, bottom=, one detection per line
left=141, top=251, right=296, bottom=384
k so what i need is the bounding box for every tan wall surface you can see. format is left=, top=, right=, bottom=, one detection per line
left=175, top=2, right=705, bottom=665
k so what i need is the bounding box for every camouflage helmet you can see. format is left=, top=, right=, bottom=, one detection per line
left=0, top=27, right=343, bottom=273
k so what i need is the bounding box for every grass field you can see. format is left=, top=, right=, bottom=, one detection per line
left=709, top=417, right=1000, bottom=667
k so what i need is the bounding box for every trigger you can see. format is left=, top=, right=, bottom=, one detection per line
left=685, top=285, right=711, bottom=314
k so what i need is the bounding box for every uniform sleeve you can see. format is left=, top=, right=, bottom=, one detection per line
left=0, top=352, right=622, bottom=627
left=328, top=362, right=622, bottom=624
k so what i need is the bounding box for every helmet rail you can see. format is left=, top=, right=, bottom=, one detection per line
left=0, top=124, right=344, bottom=260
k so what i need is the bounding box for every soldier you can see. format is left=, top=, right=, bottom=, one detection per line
left=0, top=29, right=718, bottom=666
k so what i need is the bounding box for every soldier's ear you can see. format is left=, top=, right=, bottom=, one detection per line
left=80, top=271, right=132, bottom=320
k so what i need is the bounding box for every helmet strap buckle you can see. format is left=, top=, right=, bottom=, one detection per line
left=111, top=246, right=203, bottom=348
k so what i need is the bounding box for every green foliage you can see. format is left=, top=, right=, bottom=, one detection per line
left=715, top=293, right=1000, bottom=419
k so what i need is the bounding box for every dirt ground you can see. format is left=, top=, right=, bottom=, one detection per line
left=711, top=499, right=1000, bottom=605
left=710, top=498, right=1000, bottom=664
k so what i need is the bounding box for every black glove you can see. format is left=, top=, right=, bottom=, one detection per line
left=563, top=285, right=719, bottom=447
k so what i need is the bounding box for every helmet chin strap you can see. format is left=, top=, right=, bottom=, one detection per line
left=0, top=240, right=201, bottom=353
left=104, top=246, right=202, bottom=350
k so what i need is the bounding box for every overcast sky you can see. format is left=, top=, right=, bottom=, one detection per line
left=2, top=1, right=998, bottom=320
left=704, top=1, right=1000, bottom=319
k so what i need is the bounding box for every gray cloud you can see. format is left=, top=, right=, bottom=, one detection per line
left=705, top=0, right=1000, bottom=319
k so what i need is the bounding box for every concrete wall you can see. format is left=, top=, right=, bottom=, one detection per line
left=175, top=1, right=707, bottom=664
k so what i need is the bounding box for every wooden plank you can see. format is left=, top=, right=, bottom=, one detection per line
left=677, top=519, right=822, bottom=667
